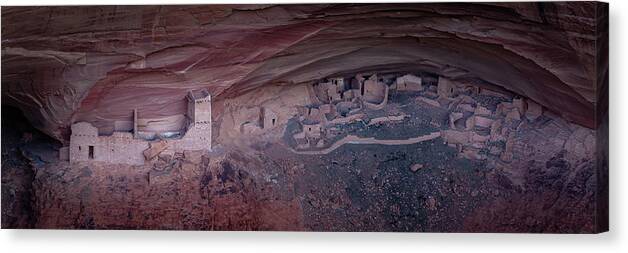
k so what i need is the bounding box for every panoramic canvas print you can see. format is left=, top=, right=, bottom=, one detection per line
left=1, top=2, right=608, bottom=233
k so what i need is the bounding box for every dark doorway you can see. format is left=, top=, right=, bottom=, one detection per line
left=88, top=146, right=94, bottom=159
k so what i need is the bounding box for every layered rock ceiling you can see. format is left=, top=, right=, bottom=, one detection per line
left=1, top=3, right=606, bottom=142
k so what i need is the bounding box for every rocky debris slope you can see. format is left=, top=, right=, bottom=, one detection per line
left=31, top=150, right=303, bottom=230
left=463, top=117, right=598, bottom=232
left=1, top=2, right=607, bottom=142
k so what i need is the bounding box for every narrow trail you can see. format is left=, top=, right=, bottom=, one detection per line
left=289, top=131, right=442, bottom=155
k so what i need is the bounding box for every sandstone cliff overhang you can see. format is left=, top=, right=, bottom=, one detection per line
left=1, top=3, right=608, bottom=141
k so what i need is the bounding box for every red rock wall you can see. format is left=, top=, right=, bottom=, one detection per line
left=1, top=3, right=608, bottom=141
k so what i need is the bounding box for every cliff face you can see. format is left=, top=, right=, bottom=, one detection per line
left=1, top=3, right=605, bottom=142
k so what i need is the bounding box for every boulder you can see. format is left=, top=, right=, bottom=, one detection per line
left=410, top=163, right=424, bottom=172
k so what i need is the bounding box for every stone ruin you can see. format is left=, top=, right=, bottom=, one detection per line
left=436, top=79, right=546, bottom=162
left=395, top=74, right=423, bottom=91
left=292, top=72, right=418, bottom=150
left=238, top=106, right=280, bottom=135
left=289, top=71, right=551, bottom=158
left=62, top=89, right=212, bottom=165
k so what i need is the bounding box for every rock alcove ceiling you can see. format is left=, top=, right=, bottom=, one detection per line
left=1, top=3, right=606, bottom=142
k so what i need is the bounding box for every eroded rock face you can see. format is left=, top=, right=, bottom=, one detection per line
left=1, top=3, right=607, bottom=142
left=32, top=151, right=303, bottom=230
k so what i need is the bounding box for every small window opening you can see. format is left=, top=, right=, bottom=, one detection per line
left=88, top=146, right=94, bottom=159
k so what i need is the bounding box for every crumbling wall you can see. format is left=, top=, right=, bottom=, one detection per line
left=437, top=77, right=458, bottom=98
left=396, top=74, right=422, bottom=91
left=262, top=107, right=279, bottom=129
left=363, top=77, right=389, bottom=110
left=220, top=85, right=310, bottom=140
left=362, top=75, right=387, bottom=104
left=69, top=122, right=148, bottom=165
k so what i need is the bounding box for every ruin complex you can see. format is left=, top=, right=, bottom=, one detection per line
left=66, top=89, right=212, bottom=165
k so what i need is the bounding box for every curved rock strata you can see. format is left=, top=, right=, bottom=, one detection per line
left=1, top=3, right=605, bottom=142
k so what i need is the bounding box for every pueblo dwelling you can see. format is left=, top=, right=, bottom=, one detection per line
left=62, top=89, right=212, bottom=165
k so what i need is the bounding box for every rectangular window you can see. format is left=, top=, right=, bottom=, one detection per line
left=88, top=146, right=94, bottom=159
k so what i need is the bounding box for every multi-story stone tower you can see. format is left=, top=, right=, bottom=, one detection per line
left=184, top=89, right=212, bottom=151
